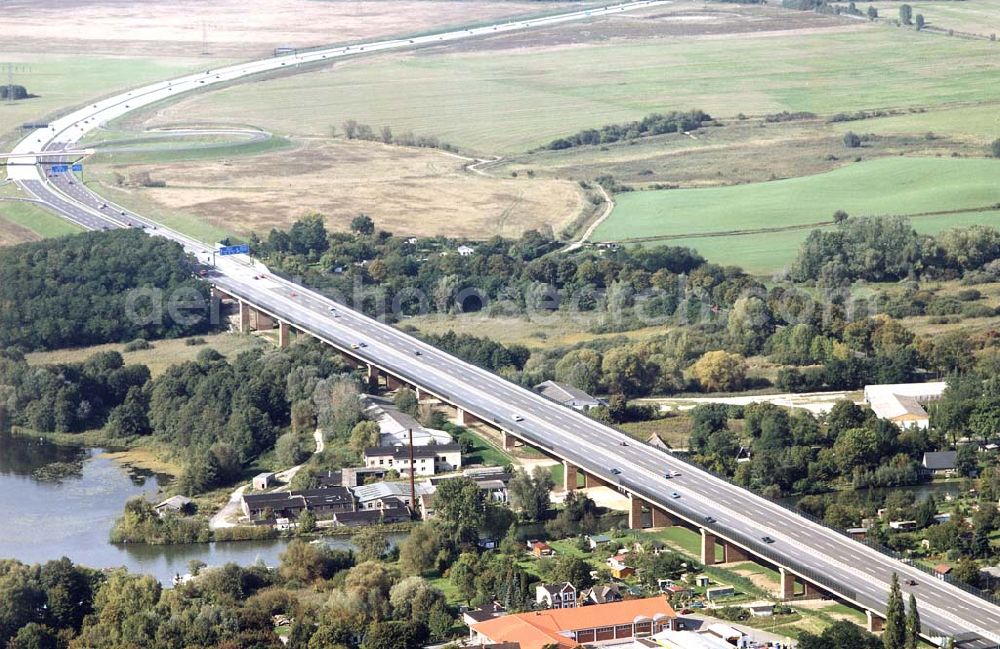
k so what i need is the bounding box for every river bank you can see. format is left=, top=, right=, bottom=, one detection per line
left=0, top=433, right=411, bottom=583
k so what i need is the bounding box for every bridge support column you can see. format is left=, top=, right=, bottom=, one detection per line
left=455, top=407, right=470, bottom=426
left=651, top=507, right=674, bottom=528
left=866, top=610, right=884, bottom=632
left=501, top=430, right=516, bottom=450
left=366, top=364, right=380, bottom=391
left=385, top=374, right=404, bottom=390
left=254, top=309, right=276, bottom=330
left=779, top=567, right=796, bottom=600
left=700, top=529, right=717, bottom=566
left=722, top=542, right=749, bottom=563
left=584, top=472, right=605, bottom=488
left=563, top=462, right=578, bottom=491
left=629, top=494, right=644, bottom=530
left=801, top=581, right=823, bottom=600
left=238, top=300, right=251, bottom=332
left=278, top=321, right=291, bottom=348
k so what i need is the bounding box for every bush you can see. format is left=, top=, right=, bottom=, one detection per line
left=961, top=304, right=996, bottom=319
left=123, top=338, right=152, bottom=352
left=843, top=131, right=862, bottom=148
left=185, top=337, right=207, bottom=346
left=956, top=288, right=982, bottom=301
left=0, top=84, right=29, bottom=100
left=992, top=138, right=1000, bottom=158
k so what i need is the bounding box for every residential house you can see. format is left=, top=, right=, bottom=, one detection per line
left=922, top=451, right=958, bottom=476
left=363, top=443, right=462, bottom=476
left=470, top=596, right=677, bottom=647
left=646, top=433, right=669, bottom=450
left=252, top=472, right=275, bottom=490
left=633, top=540, right=666, bottom=555
left=863, top=382, right=947, bottom=430
left=607, top=554, right=635, bottom=579
left=579, top=584, right=623, bottom=606
left=462, top=601, right=506, bottom=630
left=536, top=582, right=577, bottom=609
left=529, top=540, right=554, bottom=557
left=934, top=564, right=953, bottom=579
left=658, top=581, right=692, bottom=598
left=153, top=495, right=193, bottom=517
left=588, top=534, right=613, bottom=550
left=534, top=380, right=604, bottom=410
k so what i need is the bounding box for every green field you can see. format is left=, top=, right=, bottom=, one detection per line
left=0, top=200, right=82, bottom=239
left=0, top=54, right=213, bottom=147
left=163, top=28, right=1000, bottom=153
left=596, top=157, right=1000, bottom=274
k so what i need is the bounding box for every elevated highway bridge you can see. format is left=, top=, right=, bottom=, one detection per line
left=5, top=4, right=999, bottom=646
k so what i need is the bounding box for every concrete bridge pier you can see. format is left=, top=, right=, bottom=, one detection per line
left=253, top=309, right=276, bottom=330
left=629, top=494, right=645, bottom=530
left=650, top=506, right=675, bottom=528
left=239, top=300, right=252, bottom=332
left=384, top=374, right=404, bottom=390
left=278, top=321, right=291, bottom=348
left=366, top=364, right=380, bottom=390
left=866, top=610, right=884, bottom=632
left=780, top=567, right=796, bottom=599
left=563, top=462, right=579, bottom=491
left=701, top=529, right=717, bottom=566
left=501, top=430, right=517, bottom=450
left=722, top=541, right=749, bottom=563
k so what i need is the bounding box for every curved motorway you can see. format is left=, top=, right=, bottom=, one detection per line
left=5, top=3, right=1000, bottom=646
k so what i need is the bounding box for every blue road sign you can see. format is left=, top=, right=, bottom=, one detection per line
left=51, top=164, right=69, bottom=173
left=219, top=244, right=250, bottom=256
left=71, top=164, right=83, bottom=172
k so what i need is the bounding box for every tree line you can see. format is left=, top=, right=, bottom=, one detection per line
left=544, top=109, right=712, bottom=150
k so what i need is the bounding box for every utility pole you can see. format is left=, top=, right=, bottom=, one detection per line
left=2, top=63, right=29, bottom=105
left=408, top=427, right=416, bottom=519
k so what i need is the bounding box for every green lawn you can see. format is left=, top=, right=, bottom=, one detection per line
left=0, top=54, right=213, bottom=146
left=450, top=425, right=514, bottom=467
left=598, top=157, right=1000, bottom=274
left=0, top=200, right=82, bottom=239
left=169, top=28, right=1000, bottom=153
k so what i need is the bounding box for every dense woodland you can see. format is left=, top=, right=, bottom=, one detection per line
left=0, top=230, right=210, bottom=351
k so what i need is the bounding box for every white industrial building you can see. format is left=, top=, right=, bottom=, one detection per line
left=863, top=381, right=948, bottom=429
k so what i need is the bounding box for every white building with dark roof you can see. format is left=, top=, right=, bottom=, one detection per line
left=534, top=380, right=605, bottom=410
left=536, top=582, right=577, bottom=609
left=363, top=443, right=462, bottom=476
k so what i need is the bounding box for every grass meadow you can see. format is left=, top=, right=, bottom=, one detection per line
left=156, top=27, right=1000, bottom=153
left=0, top=54, right=212, bottom=148
left=597, top=157, right=1000, bottom=274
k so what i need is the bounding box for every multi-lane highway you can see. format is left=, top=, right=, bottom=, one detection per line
left=6, top=3, right=1000, bottom=646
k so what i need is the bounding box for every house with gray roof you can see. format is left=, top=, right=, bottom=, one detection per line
left=534, top=380, right=605, bottom=411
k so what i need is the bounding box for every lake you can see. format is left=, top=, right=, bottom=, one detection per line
left=0, top=434, right=400, bottom=583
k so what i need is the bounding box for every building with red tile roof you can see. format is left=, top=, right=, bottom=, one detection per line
left=470, top=595, right=677, bottom=648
